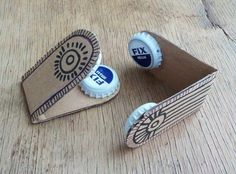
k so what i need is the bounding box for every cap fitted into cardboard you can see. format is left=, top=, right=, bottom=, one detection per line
left=22, top=29, right=119, bottom=123
left=128, top=32, right=162, bottom=69
left=125, top=31, right=217, bottom=148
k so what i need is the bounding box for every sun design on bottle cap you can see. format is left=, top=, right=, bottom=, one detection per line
left=54, top=42, right=89, bottom=81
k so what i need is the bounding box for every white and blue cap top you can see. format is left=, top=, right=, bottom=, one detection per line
left=79, top=64, right=120, bottom=98
left=128, top=31, right=162, bottom=69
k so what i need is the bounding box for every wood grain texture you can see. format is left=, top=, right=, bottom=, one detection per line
left=0, top=0, right=236, bottom=173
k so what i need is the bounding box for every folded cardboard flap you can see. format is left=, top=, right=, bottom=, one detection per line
left=149, top=33, right=217, bottom=92
left=22, top=29, right=119, bottom=123
left=22, top=30, right=100, bottom=117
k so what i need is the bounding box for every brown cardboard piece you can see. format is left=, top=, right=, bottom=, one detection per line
left=149, top=32, right=216, bottom=91
left=22, top=29, right=119, bottom=123
left=30, top=86, right=119, bottom=123
left=126, top=32, right=217, bottom=148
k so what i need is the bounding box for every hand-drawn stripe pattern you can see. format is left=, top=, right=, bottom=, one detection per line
left=126, top=72, right=216, bottom=148
left=21, top=30, right=100, bottom=123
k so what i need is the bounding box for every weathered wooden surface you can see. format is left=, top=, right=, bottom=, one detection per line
left=0, top=0, right=236, bottom=173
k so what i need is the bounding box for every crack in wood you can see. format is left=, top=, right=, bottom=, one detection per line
left=201, top=0, right=234, bottom=41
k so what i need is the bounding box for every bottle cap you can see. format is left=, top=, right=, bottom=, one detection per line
left=96, top=52, right=102, bottom=65
left=79, top=65, right=120, bottom=98
left=128, top=31, right=162, bottom=69
left=124, top=102, right=158, bottom=135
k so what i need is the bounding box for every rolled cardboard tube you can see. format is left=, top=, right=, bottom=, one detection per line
left=146, top=31, right=216, bottom=92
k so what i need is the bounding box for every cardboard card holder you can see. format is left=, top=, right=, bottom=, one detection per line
left=126, top=33, right=217, bottom=148
left=22, top=30, right=119, bottom=124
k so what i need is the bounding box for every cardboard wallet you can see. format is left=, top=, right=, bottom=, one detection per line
left=22, top=29, right=119, bottom=124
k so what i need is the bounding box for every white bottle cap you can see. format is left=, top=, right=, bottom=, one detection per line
left=124, top=102, right=158, bottom=135
left=96, top=52, right=102, bottom=65
left=79, top=64, right=120, bottom=98
left=128, top=31, right=162, bottom=69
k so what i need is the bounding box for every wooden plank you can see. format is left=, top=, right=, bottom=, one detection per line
left=0, top=0, right=236, bottom=173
